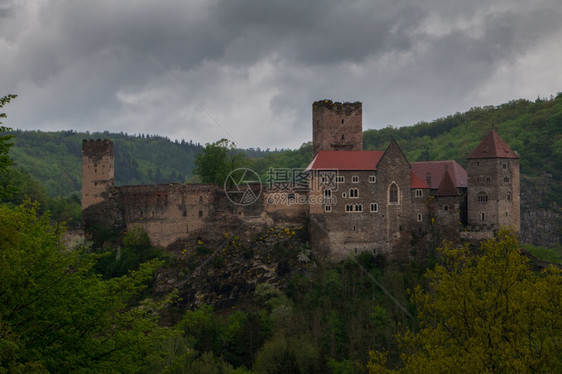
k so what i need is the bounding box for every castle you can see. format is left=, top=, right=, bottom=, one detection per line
left=82, top=100, right=520, bottom=260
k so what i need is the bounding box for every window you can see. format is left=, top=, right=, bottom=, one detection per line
left=352, top=176, right=359, bottom=183
left=481, top=212, right=486, bottom=221
left=504, top=176, right=510, bottom=183
left=349, top=188, right=359, bottom=198
left=507, top=193, right=511, bottom=201
left=324, top=205, right=332, bottom=212
left=417, top=213, right=422, bottom=222
left=389, top=183, right=399, bottom=204
left=444, top=205, right=449, bottom=211
left=352, top=225, right=356, bottom=232
left=341, top=134, right=345, bottom=139
left=323, top=189, right=332, bottom=197
left=342, top=192, right=347, bottom=198
left=486, top=177, right=491, bottom=183
left=337, top=176, right=345, bottom=183
left=346, top=204, right=363, bottom=213
left=369, top=175, right=376, bottom=183
left=503, top=163, right=507, bottom=169
left=198, top=210, right=203, bottom=218
left=415, top=189, right=423, bottom=197
left=370, top=203, right=378, bottom=212
left=477, top=192, right=488, bottom=203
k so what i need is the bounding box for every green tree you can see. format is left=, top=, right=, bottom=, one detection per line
left=0, top=202, right=173, bottom=372
left=193, top=139, right=247, bottom=185
left=369, top=229, right=562, bottom=373
left=0, top=94, right=17, bottom=198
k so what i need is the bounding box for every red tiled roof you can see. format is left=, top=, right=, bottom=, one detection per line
left=411, top=160, right=467, bottom=189
left=305, top=151, right=385, bottom=171
left=467, top=130, right=519, bottom=159
left=437, top=170, right=460, bottom=196
left=410, top=171, right=430, bottom=189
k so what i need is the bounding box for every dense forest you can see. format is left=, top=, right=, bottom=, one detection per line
left=2, top=93, right=562, bottom=372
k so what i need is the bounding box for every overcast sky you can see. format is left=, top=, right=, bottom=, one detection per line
left=1, top=0, right=561, bottom=149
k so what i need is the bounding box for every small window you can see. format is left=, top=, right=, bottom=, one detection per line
left=349, top=188, right=359, bottom=198
left=369, top=175, right=376, bottom=183
left=352, top=225, right=356, bottom=232
left=345, top=204, right=353, bottom=212
left=389, top=183, right=399, bottom=204
left=324, top=205, right=332, bottom=212
left=370, top=203, right=378, bottom=212
left=352, top=176, right=359, bottom=183
left=507, top=193, right=511, bottom=201
left=504, top=176, right=510, bottom=183
left=415, top=189, right=423, bottom=197
left=198, top=210, right=203, bottom=218
left=444, top=205, right=449, bottom=211
left=355, top=204, right=363, bottom=212
left=477, top=161, right=480, bottom=166
left=182, top=210, right=187, bottom=217
left=417, top=213, right=422, bottom=222
left=341, top=119, right=344, bottom=124
left=503, top=163, right=507, bottom=169
left=481, top=212, right=486, bottom=221
left=324, top=189, right=332, bottom=197
left=478, top=193, right=488, bottom=203
left=341, top=134, right=344, bottom=140
left=486, top=177, right=491, bottom=183
left=342, top=192, right=347, bottom=198
left=337, top=176, right=345, bottom=183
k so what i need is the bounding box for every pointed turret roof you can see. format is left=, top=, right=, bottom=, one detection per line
left=467, top=130, right=519, bottom=159
left=436, top=169, right=459, bottom=197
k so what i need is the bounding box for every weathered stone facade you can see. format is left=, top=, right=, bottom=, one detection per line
left=82, top=100, right=521, bottom=261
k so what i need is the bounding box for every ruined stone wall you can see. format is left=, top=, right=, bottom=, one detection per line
left=312, top=100, right=362, bottom=155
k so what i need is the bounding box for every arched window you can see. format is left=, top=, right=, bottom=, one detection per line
left=507, top=193, right=512, bottom=201
left=477, top=192, right=488, bottom=203
left=389, top=183, right=399, bottom=204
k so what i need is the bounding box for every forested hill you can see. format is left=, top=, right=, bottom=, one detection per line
left=8, top=131, right=207, bottom=197
left=8, top=93, right=562, bottom=199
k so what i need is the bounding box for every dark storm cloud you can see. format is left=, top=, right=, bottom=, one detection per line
left=1, top=0, right=561, bottom=148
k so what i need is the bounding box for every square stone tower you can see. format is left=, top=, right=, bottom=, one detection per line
left=82, top=139, right=114, bottom=210
left=466, top=130, right=520, bottom=233
left=312, top=100, right=362, bottom=156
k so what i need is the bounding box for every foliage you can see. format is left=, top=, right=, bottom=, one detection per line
left=0, top=95, right=17, bottom=198
left=193, top=139, right=248, bottom=186
left=368, top=229, right=562, bottom=373
left=0, top=202, right=173, bottom=372
left=522, top=243, right=562, bottom=265
left=95, top=226, right=169, bottom=279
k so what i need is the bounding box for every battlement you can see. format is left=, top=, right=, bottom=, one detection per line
left=82, top=139, right=114, bottom=157
left=312, top=100, right=362, bottom=114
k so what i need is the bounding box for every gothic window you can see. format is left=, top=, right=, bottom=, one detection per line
left=415, top=189, right=423, bottom=197
left=417, top=213, right=423, bottom=222
left=349, top=188, right=359, bottom=198
left=507, top=193, right=512, bottom=201
left=324, top=189, right=332, bottom=197
left=389, top=183, right=399, bottom=204
left=337, top=176, right=345, bottom=183
left=370, top=203, right=378, bottom=212
left=369, top=175, right=376, bottom=183
left=477, top=192, right=488, bottom=203
left=345, top=204, right=353, bottom=212
left=352, top=176, right=359, bottom=183
left=355, top=204, right=363, bottom=212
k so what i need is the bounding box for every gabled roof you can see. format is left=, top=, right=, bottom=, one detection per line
left=410, top=171, right=430, bottom=189
left=467, top=129, right=519, bottom=159
left=305, top=151, right=385, bottom=171
left=436, top=169, right=460, bottom=197
left=410, top=160, right=467, bottom=189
